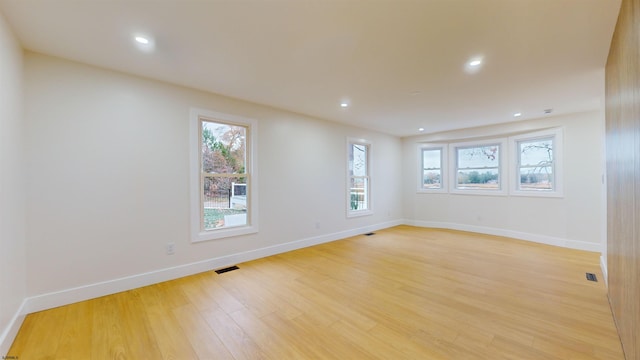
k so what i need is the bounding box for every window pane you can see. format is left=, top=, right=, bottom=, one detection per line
left=203, top=176, right=247, bottom=230
left=457, top=169, right=499, bottom=189
left=423, top=170, right=441, bottom=189
left=422, top=148, right=442, bottom=189
left=456, top=144, right=500, bottom=190
left=349, top=177, right=368, bottom=211
left=422, top=149, right=441, bottom=169
left=519, top=139, right=552, bottom=167
left=518, top=138, right=554, bottom=191
left=202, top=121, right=246, bottom=174
left=457, top=145, right=499, bottom=169
left=519, top=166, right=553, bottom=190
left=350, top=143, right=367, bottom=177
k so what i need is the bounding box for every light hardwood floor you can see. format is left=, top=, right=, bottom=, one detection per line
left=9, top=226, right=624, bottom=359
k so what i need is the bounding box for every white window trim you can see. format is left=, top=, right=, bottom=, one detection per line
left=347, top=137, right=373, bottom=218
left=509, top=127, right=564, bottom=198
left=189, top=108, right=259, bottom=242
left=450, top=138, right=508, bottom=196
left=417, top=144, right=448, bottom=193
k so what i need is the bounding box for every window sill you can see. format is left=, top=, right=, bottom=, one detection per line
left=347, top=210, right=373, bottom=218
left=191, top=224, right=258, bottom=243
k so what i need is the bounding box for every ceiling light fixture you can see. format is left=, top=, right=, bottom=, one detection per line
left=513, top=112, right=522, bottom=117
left=340, top=102, right=349, bottom=108
left=133, top=34, right=155, bottom=53
left=135, top=36, right=150, bottom=44
left=464, top=56, right=484, bottom=74
left=418, top=128, right=425, bottom=132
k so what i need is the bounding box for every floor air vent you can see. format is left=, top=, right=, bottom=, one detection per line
left=215, top=265, right=239, bottom=274
left=364, top=232, right=375, bottom=236
left=586, top=272, right=598, bottom=282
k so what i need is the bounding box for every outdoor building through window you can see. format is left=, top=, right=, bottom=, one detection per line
left=347, top=138, right=371, bottom=217
left=201, top=119, right=248, bottom=230
left=190, top=108, right=257, bottom=242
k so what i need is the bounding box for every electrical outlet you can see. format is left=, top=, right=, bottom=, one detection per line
left=166, top=242, right=175, bottom=255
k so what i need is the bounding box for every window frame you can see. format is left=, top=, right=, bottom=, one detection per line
left=347, top=137, right=372, bottom=218
left=509, top=128, right=563, bottom=198
left=417, top=144, right=448, bottom=193
left=450, top=138, right=508, bottom=196
left=189, top=108, right=258, bottom=242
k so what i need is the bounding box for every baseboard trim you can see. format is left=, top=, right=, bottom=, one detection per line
left=24, top=219, right=402, bottom=315
left=600, top=255, right=608, bottom=287
left=0, top=299, right=26, bottom=357
left=4, top=217, right=598, bottom=352
left=404, top=220, right=601, bottom=253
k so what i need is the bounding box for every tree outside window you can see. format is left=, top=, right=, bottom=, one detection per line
left=347, top=139, right=371, bottom=216
left=200, top=120, right=248, bottom=230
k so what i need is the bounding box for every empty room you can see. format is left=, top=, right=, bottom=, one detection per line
left=1, top=0, right=638, bottom=359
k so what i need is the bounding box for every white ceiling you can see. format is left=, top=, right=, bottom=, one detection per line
left=0, top=0, right=621, bottom=137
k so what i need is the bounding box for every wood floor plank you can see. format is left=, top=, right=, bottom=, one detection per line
left=201, top=307, right=268, bottom=360
left=172, top=303, right=235, bottom=360
left=145, top=304, right=199, bottom=359
left=90, top=295, right=131, bottom=359
left=115, top=291, right=164, bottom=359
left=228, top=307, right=309, bottom=359
left=55, top=298, right=94, bottom=359
left=11, top=306, right=67, bottom=359
left=8, top=226, right=625, bottom=359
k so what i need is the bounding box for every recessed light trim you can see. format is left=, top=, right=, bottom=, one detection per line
left=464, top=56, right=484, bottom=74
left=135, top=36, right=150, bottom=44
left=133, top=34, right=155, bottom=53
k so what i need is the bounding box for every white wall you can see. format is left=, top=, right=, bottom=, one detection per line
left=6, top=35, right=609, bottom=350
left=0, top=11, right=26, bottom=356
left=402, top=111, right=606, bottom=252
left=23, top=52, right=403, bottom=307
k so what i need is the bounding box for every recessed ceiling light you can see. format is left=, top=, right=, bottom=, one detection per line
left=464, top=56, right=484, bottom=74
left=544, top=108, right=553, bottom=114
left=340, top=102, right=349, bottom=108
left=133, top=34, right=155, bottom=52
left=418, top=128, right=425, bottom=132
left=135, top=36, right=150, bottom=44
left=513, top=112, right=522, bottom=117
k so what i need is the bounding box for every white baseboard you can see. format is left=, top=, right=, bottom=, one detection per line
left=600, top=255, right=608, bottom=287
left=1, top=219, right=401, bottom=351
left=2, top=217, right=599, bottom=353
left=404, top=220, right=602, bottom=253
left=0, top=300, right=26, bottom=357
left=23, top=219, right=403, bottom=315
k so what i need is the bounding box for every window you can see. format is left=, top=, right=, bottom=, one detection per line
left=418, top=129, right=562, bottom=197
left=190, top=108, right=258, bottom=242
left=347, top=138, right=372, bottom=217
left=451, top=139, right=507, bottom=195
left=510, top=128, right=563, bottom=197
left=418, top=145, right=447, bottom=192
